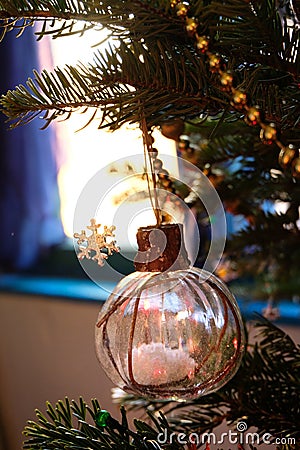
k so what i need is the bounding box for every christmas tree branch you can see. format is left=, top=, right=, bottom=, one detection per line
left=112, top=318, right=300, bottom=447
left=0, top=38, right=216, bottom=129
left=23, top=397, right=184, bottom=450
left=0, top=0, right=184, bottom=40
left=0, top=0, right=298, bottom=131
left=23, top=320, right=299, bottom=449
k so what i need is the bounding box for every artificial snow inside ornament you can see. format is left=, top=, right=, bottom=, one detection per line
left=95, top=223, right=245, bottom=400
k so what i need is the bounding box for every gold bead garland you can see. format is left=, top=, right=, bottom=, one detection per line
left=220, top=71, right=234, bottom=90
left=278, top=144, right=296, bottom=168
left=186, top=17, right=198, bottom=33
left=171, top=0, right=299, bottom=177
left=244, top=106, right=261, bottom=126
left=175, top=1, right=189, bottom=17
left=292, top=153, right=300, bottom=178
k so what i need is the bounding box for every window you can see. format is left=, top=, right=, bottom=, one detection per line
left=50, top=29, right=178, bottom=247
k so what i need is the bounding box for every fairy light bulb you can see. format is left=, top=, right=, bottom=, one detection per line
left=95, top=224, right=245, bottom=400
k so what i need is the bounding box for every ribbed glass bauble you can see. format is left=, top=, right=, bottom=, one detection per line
left=95, top=266, right=245, bottom=400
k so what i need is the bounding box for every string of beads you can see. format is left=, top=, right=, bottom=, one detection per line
left=142, top=127, right=180, bottom=195
left=171, top=0, right=300, bottom=179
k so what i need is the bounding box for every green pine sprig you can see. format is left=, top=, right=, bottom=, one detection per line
left=111, top=318, right=300, bottom=449
left=23, top=397, right=185, bottom=449
left=23, top=319, right=300, bottom=450
left=0, top=0, right=299, bottom=132
left=0, top=37, right=213, bottom=129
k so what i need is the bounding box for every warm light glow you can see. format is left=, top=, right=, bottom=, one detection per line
left=50, top=30, right=177, bottom=242
left=233, top=337, right=238, bottom=350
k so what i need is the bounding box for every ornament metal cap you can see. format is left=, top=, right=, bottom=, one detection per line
left=134, top=223, right=190, bottom=272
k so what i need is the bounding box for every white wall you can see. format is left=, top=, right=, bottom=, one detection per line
left=0, top=292, right=118, bottom=450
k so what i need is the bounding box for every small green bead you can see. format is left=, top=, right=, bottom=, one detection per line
left=95, top=409, right=110, bottom=427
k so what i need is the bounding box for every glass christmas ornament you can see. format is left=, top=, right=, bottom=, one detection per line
left=160, top=119, right=185, bottom=141
left=95, top=224, right=245, bottom=400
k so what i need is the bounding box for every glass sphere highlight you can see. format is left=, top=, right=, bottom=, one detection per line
left=95, top=267, right=245, bottom=400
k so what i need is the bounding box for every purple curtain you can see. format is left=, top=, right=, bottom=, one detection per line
left=0, top=27, right=65, bottom=270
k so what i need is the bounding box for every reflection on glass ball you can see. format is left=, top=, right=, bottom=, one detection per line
left=95, top=268, right=245, bottom=400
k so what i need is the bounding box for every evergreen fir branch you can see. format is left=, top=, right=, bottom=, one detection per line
left=0, top=0, right=184, bottom=41
left=190, top=0, right=299, bottom=74
left=112, top=319, right=300, bottom=448
left=186, top=118, right=300, bottom=206
left=223, top=212, right=300, bottom=298
left=0, top=0, right=298, bottom=132
left=182, top=118, right=299, bottom=297
left=21, top=321, right=300, bottom=449
left=23, top=398, right=184, bottom=450
left=226, top=211, right=299, bottom=253
left=0, top=37, right=221, bottom=129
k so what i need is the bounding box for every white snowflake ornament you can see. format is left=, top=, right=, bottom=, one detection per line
left=74, top=218, right=119, bottom=266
